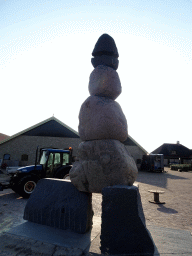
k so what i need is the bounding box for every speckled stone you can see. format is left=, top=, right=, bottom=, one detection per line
left=88, top=65, right=121, bottom=100
left=69, top=140, right=138, bottom=193
left=78, top=96, right=128, bottom=142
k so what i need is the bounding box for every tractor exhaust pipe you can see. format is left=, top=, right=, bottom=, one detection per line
left=34, top=146, right=39, bottom=170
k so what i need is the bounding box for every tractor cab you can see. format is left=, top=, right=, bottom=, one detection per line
left=39, top=148, right=72, bottom=178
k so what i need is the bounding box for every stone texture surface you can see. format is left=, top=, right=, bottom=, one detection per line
left=100, top=185, right=155, bottom=255
left=88, top=65, right=121, bottom=100
left=91, top=55, right=119, bottom=70
left=0, top=233, right=56, bottom=256
left=24, top=178, right=93, bottom=234
left=0, top=233, right=85, bottom=256
left=92, top=33, right=119, bottom=58
left=78, top=96, right=128, bottom=142
left=69, top=140, right=138, bottom=193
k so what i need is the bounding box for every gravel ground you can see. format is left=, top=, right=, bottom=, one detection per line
left=92, top=167, right=192, bottom=233
left=0, top=189, right=27, bottom=234
left=136, top=167, right=192, bottom=232
left=0, top=167, right=192, bottom=235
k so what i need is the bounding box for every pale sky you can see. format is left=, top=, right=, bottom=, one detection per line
left=1, top=0, right=192, bottom=153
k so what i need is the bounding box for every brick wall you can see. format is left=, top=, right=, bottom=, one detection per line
left=0, top=136, right=146, bottom=168
left=0, top=135, right=82, bottom=166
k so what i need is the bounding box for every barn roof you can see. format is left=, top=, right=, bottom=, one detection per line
left=0, top=116, right=79, bottom=145
left=123, top=135, right=148, bottom=154
left=0, top=133, right=10, bottom=143
left=151, top=143, right=192, bottom=158
left=0, top=117, right=148, bottom=155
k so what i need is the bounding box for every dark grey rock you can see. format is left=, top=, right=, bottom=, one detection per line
left=89, top=65, right=121, bottom=100
left=100, top=185, right=155, bottom=255
left=92, top=34, right=119, bottom=58
left=23, top=178, right=93, bottom=234
left=91, top=55, right=119, bottom=70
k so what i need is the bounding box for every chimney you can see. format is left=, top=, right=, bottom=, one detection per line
left=177, top=141, right=180, bottom=144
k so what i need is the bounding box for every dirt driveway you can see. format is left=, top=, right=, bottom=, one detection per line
left=0, top=167, right=192, bottom=235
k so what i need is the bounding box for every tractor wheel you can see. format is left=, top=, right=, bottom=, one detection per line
left=11, top=185, right=20, bottom=194
left=54, top=166, right=71, bottom=179
left=16, top=175, right=39, bottom=198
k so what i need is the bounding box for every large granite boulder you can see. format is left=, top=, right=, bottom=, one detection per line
left=69, top=140, right=138, bottom=193
left=78, top=96, right=128, bottom=142
left=88, top=65, right=121, bottom=100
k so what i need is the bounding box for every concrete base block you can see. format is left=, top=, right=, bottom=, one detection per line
left=24, top=178, right=93, bottom=234
left=0, top=221, right=91, bottom=256
left=100, top=185, right=157, bottom=256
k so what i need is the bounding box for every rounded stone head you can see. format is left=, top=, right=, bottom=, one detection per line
left=92, top=34, right=119, bottom=58
left=92, top=34, right=119, bottom=70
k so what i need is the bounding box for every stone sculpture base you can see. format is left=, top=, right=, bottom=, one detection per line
left=100, top=185, right=155, bottom=255
left=24, top=178, right=93, bottom=234
left=1, top=222, right=91, bottom=256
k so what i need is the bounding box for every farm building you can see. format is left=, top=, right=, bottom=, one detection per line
left=0, top=116, right=148, bottom=168
left=151, top=142, right=192, bottom=166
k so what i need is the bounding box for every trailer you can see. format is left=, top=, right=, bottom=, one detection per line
left=140, top=154, right=164, bottom=172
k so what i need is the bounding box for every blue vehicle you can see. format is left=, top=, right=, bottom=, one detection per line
left=7, top=147, right=73, bottom=198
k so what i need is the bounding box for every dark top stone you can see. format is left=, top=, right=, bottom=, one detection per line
left=91, top=55, right=119, bottom=70
left=92, top=34, right=119, bottom=58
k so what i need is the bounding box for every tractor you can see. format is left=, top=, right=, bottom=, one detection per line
left=1, top=147, right=73, bottom=198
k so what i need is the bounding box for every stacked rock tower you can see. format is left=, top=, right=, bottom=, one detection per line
left=69, top=34, right=138, bottom=193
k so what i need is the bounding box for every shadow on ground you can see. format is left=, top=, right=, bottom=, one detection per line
left=157, top=204, right=178, bottom=214
left=0, top=191, right=23, bottom=200
left=136, top=170, right=189, bottom=189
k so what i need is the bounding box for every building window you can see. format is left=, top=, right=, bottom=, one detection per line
left=3, top=154, right=10, bottom=160
left=21, top=154, right=28, bottom=161
left=171, top=151, right=176, bottom=155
